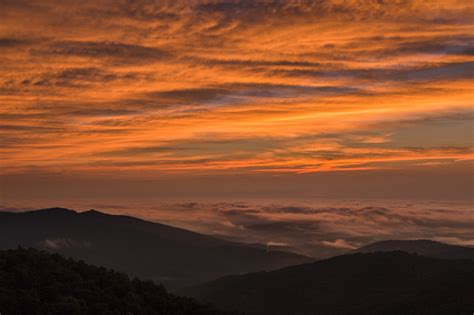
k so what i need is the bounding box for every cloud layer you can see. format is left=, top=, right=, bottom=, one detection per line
left=6, top=199, right=472, bottom=258
left=1, top=0, right=473, bottom=176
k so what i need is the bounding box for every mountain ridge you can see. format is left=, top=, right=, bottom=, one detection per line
left=0, top=207, right=311, bottom=289
left=183, top=251, right=474, bottom=314
left=354, top=239, right=474, bottom=260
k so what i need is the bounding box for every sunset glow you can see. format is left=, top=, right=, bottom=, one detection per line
left=1, top=0, right=472, bottom=176
left=1, top=1, right=474, bottom=254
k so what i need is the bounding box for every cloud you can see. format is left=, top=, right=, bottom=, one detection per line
left=266, top=241, right=289, bottom=247
left=0, top=37, right=33, bottom=48
left=193, top=0, right=438, bottom=22
left=193, top=57, right=323, bottom=68
left=41, top=238, right=91, bottom=250
left=0, top=124, right=63, bottom=132
left=146, top=83, right=358, bottom=107
left=273, top=61, right=474, bottom=83
left=322, top=239, right=358, bottom=249
left=432, top=237, right=474, bottom=247
left=43, top=199, right=469, bottom=258
left=20, top=67, right=145, bottom=88
left=176, top=202, right=200, bottom=210
left=152, top=200, right=474, bottom=257
left=37, top=40, right=171, bottom=63
left=1, top=0, right=473, bottom=188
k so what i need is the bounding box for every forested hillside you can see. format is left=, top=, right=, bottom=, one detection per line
left=0, top=248, right=222, bottom=315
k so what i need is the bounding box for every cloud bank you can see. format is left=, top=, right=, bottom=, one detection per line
left=9, top=199, right=466, bottom=258
left=1, top=0, right=472, bottom=176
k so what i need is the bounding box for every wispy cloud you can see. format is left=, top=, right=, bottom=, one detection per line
left=0, top=0, right=472, bottom=179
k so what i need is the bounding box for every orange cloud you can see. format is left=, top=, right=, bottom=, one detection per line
left=0, top=0, right=473, bottom=177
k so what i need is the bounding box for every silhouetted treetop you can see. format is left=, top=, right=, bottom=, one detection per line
left=0, top=247, right=223, bottom=315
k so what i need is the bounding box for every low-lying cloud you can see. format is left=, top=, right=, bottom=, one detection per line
left=41, top=238, right=92, bottom=250
left=29, top=199, right=469, bottom=259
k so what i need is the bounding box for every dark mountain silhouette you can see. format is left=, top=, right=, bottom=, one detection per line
left=355, top=239, right=474, bottom=260
left=182, top=251, right=474, bottom=315
left=0, top=247, right=223, bottom=315
left=0, top=208, right=310, bottom=289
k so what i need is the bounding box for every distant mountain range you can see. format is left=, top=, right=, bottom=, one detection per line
left=355, top=239, right=474, bottom=260
left=0, top=208, right=310, bottom=289
left=2, top=208, right=473, bottom=314
left=183, top=251, right=474, bottom=314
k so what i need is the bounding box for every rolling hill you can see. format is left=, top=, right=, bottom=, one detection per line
left=355, top=239, right=474, bottom=260
left=0, top=208, right=310, bottom=289
left=183, top=251, right=474, bottom=314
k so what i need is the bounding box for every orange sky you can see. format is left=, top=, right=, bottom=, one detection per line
left=1, top=0, right=473, bottom=253
left=0, top=0, right=473, bottom=198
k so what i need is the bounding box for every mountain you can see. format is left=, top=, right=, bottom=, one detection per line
left=355, top=239, right=474, bottom=260
left=0, top=208, right=310, bottom=289
left=182, top=251, right=474, bottom=315
left=0, top=247, right=223, bottom=315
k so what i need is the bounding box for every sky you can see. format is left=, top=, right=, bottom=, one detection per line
left=0, top=0, right=473, bottom=253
